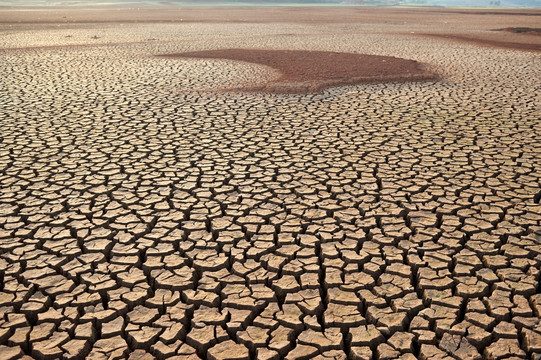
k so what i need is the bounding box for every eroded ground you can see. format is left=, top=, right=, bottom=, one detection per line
left=0, top=7, right=540, bottom=360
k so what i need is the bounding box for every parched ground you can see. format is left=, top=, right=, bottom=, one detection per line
left=0, top=7, right=541, bottom=360
left=160, top=48, right=436, bottom=93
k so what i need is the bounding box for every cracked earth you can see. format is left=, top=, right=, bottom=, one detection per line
left=0, top=7, right=540, bottom=360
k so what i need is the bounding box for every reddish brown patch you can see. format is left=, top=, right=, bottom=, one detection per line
left=424, top=33, right=541, bottom=52
left=161, top=49, right=436, bottom=94
left=497, top=27, right=541, bottom=36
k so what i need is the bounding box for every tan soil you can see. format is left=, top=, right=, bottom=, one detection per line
left=1, top=7, right=540, bottom=25
left=2, top=7, right=540, bottom=55
left=160, top=49, right=436, bottom=94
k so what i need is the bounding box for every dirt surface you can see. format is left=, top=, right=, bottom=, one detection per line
left=424, top=33, right=541, bottom=52
left=161, top=49, right=436, bottom=93
left=2, top=7, right=540, bottom=54
left=1, top=7, right=541, bottom=24
left=0, top=6, right=541, bottom=360
left=497, top=27, right=541, bottom=35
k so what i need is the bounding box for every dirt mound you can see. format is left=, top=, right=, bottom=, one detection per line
left=160, top=49, right=436, bottom=94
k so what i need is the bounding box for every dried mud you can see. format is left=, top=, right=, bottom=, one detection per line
left=161, top=49, right=436, bottom=93
left=0, top=7, right=540, bottom=360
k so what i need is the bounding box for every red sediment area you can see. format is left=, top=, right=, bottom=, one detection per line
left=161, top=48, right=436, bottom=94
left=497, top=27, right=541, bottom=36
left=425, top=33, right=541, bottom=52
